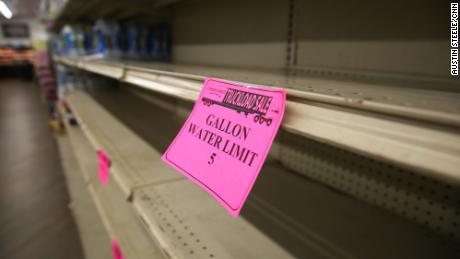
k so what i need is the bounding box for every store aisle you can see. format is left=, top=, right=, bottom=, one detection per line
left=0, top=80, right=84, bottom=259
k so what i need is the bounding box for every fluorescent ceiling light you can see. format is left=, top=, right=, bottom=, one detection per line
left=0, top=1, right=13, bottom=19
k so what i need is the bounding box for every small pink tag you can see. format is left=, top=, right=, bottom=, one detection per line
left=162, top=78, right=285, bottom=217
left=97, top=150, right=110, bottom=187
left=111, top=240, right=124, bottom=259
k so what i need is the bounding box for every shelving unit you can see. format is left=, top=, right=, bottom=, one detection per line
left=58, top=106, right=166, bottom=259
left=55, top=56, right=460, bottom=186
left=64, top=90, right=298, bottom=258
left=133, top=178, right=297, bottom=259
left=61, top=90, right=460, bottom=259
left=86, top=175, right=165, bottom=259
left=56, top=128, right=112, bottom=259
left=67, top=91, right=183, bottom=198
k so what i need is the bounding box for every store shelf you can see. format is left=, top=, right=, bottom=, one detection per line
left=88, top=86, right=460, bottom=243
left=62, top=118, right=96, bottom=183
left=56, top=132, right=112, bottom=259
left=58, top=88, right=460, bottom=258
left=64, top=90, right=298, bottom=258
left=55, top=56, right=460, bottom=186
left=87, top=175, right=165, bottom=259
left=133, top=179, right=294, bottom=259
left=132, top=159, right=460, bottom=259
left=76, top=57, right=460, bottom=126
left=81, top=59, right=125, bottom=80
left=66, top=91, right=183, bottom=198
left=59, top=114, right=166, bottom=259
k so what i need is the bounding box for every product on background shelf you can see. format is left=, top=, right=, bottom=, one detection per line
left=38, top=0, right=67, bottom=21
left=55, top=21, right=171, bottom=61
left=60, top=25, right=76, bottom=56
left=93, top=20, right=111, bottom=57
left=74, top=26, right=86, bottom=56
left=138, top=26, right=150, bottom=59
left=107, top=23, right=122, bottom=58
left=159, top=25, right=171, bottom=61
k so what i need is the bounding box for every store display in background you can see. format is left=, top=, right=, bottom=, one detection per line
left=0, top=46, right=34, bottom=64
left=38, top=0, right=67, bottom=21
left=54, top=21, right=171, bottom=61
left=34, top=51, right=58, bottom=118
left=2, top=23, right=29, bottom=38
left=0, top=23, right=34, bottom=65
left=34, top=50, right=78, bottom=134
left=0, top=12, right=48, bottom=78
left=0, top=46, right=34, bottom=78
left=1, top=17, right=48, bottom=47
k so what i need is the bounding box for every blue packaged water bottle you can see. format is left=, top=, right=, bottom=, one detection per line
left=138, top=26, right=150, bottom=59
left=107, top=23, right=122, bottom=58
left=61, top=25, right=76, bottom=56
left=93, top=20, right=111, bottom=57
left=126, top=25, right=139, bottom=59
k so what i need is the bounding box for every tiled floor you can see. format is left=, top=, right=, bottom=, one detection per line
left=0, top=79, right=84, bottom=259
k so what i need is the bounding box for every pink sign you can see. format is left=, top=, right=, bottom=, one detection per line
left=162, top=78, right=285, bottom=217
left=97, top=150, right=110, bottom=187
left=111, top=240, right=125, bottom=259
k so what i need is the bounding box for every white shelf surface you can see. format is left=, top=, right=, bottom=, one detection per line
left=67, top=91, right=183, bottom=198
left=57, top=56, right=460, bottom=126
left=65, top=90, right=297, bottom=259
left=82, top=59, right=124, bottom=80
left=62, top=116, right=97, bottom=183
left=56, top=132, right=112, bottom=259
left=132, top=172, right=459, bottom=258
left=61, top=89, right=460, bottom=258
left=55, top=56, right=460, bottom=186
left=87, top=178, right=165, bottom=259
left=133, top=180, right=295, bottom=259
left=60, top=116, right=166, bottom=259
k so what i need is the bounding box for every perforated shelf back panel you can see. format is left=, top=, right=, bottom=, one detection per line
left=133, top=181, right=295, bottom=259
left=278, top=131, right=460, bottom=241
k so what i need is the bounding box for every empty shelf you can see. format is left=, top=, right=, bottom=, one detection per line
left=62, top=117, right=165, bottom=259
left=133, top=179, right=295, bottom=259
left=55, top=56, right=460, bottom=186
left=65, top=90, right=294, bottom=259
left=56, top=132, right=112, bottom=259
left=67, top=91, right=183, bottom=198
left=63, top=89, right=459, bottom=258
left=132, top=160, right=460, bottom=259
